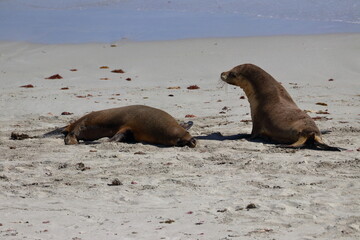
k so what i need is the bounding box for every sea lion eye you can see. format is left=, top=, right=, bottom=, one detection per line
left=228, top=72, right=236, bottom=78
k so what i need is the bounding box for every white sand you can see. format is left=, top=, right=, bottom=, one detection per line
left=0, top=34, right=359, bottom=239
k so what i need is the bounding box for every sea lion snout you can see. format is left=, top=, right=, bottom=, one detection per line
left=220, top=72, right=228, bottom=80
left=64, top=133, right=78, bottom=145
left=176, top=133, right=196, bottom=148
left=188, top=137, right=197, bottom=148
left=220, top=70, right=241, bottom=86
left=220, top=71, right=235, bottom=81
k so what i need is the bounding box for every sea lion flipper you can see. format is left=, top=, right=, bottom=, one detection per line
left=109, top=132, right=126, bottom=142
left=277, top=143, right=305, bottom=150
left=109, top=127, right=132, bottom=142
left=314, top=143, right=343, bottom=151
left=275, top=136, right=308, bottom=149
left=314, top=136, right=344, bottom=152
left=180, top=121, right=193, bottom=130
left=43, top=126, right=67, bottom=138
left=290, top=136, right=308, bottom=148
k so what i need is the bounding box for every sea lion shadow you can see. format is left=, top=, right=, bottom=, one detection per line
left=195, top=131, right=342, bottom=151
left=194, top=130, right=333, bottom=142
left=81, top=139, right=180, bottom=149
left=195, top=132, right=254, bottom=142
left=83, top=141, right=102, bottom=145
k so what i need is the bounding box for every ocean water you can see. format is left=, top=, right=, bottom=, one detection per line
left=0, top=0, right=359, bottom=43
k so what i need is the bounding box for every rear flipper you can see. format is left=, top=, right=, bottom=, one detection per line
left=277, top=135, right=345, bottom=151
left=312, top=142, right=344, bottom=151
left=276, top=136, right=308, bottom=150
left=313, top=135, right=345, bottom=151
left=180, top=121, right=193, bottom=130
left=43, top=126, right=67, bottom=138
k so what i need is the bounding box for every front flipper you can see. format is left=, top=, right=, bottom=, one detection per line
left=249, top=132, right=271, bottom=143
left=109, top=127, right=132, bottom=142
left=109, top=132, right=126, bottom=142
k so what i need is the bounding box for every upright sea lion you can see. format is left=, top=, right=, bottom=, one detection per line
left=48, top=105, right=196, bottom=148
left=220, top=63, right=341, bottom=151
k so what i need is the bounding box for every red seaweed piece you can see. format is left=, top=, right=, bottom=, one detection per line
left=316, top=102, right=328, bottom=106
left=111, top=69, right=125, bottom=73
left=61, top=112, right=73, bottom=115
left=20, top=84, right=34, bottom=88
left=45, top=74, right=63, bottom=79
left=312, top=116, right=332, bottom=121
left=187, top=85, right=200, bottom=90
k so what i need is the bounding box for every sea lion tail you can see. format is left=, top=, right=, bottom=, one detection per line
left=42, top=126, right=67, bottom=138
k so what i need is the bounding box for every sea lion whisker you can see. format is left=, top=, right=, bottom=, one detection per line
left=217, top=77, right=227, bottom=89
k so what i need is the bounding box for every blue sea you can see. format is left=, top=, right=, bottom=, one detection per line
left=0, top=0, right=359, bottom=43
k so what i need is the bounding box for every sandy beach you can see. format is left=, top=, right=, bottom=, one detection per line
left=0, top=34, right=359, bottom=239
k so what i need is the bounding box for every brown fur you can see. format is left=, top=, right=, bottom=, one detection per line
left=221, top=63, right=341, bottom=151
left=62, top=105, right=196, bottom=148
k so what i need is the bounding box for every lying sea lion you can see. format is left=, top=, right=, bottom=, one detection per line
left=45, top=105, right=196, bottom=147
left=220, top=63, right=342, bottom=151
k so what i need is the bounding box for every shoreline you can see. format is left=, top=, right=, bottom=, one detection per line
left=1, top=31, right=360, bottom=45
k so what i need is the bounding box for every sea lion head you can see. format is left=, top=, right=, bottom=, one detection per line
left=64, top=132, right=79, bottom=145
left=221, top=64, right=260, bottom=98
left=221, top=63, right=261, bottom=87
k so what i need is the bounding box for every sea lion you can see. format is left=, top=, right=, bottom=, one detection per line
left=220, top=63, right=342, bottom=151
left=49, top=105, right=196, bottom=147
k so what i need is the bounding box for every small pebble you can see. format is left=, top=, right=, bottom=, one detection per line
left=108, top=178, right=123, bottom=186
left=246, top=203, right=257, bottom=210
